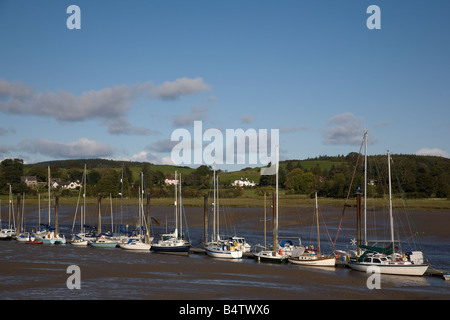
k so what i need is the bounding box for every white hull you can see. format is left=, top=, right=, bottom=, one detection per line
left=120, top=239, right=151, bottom=251
left=254, top=250, right=287, bottom=263
left=205, top=243, right=243, bottom=259
left=206, top=248, right=243, bottom=259
left=71, top=240, right=89, bottom=246
left=348, top=261, right=428, bottom=276
left=15, top=234, right=30, bottom=242
left=90, top=240, right=118, bottom=248
left=288, top=255, right=336, bottom=267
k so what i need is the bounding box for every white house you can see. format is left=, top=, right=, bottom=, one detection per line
left=232, top=178, right=256, bottom=187
left=165, top=178, right=179, bottom=186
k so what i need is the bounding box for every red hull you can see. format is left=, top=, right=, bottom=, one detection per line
left=26, top=241, right=43, bottom=244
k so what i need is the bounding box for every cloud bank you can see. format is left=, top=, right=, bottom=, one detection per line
left=18, top=138, right=115, bottom=159
left=0, top=77, right=211, bottom=135
left=415, top=148, right=450, bottom=158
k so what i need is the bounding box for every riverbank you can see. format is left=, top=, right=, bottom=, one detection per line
left=1, top=193, right=449, bottom=211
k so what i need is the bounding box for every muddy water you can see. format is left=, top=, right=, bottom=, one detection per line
left=1, top=205, right=449, bottom=300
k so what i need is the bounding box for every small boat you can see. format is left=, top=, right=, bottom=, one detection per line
left=205, top=166, right=242, bottom=259
left=230, top=236, right=251, bottom=253
left=90, top=235, right=117, bottom=248
left=254, top=240, right=295, bottom=263
left=25, top=234, right=43, bottom=244
left=119, top=238, right=151, bottom=251
left=151, top=172, right=191, bottom=254
left=70, top=235, right=89, bottom=246
left=288, top=247, right=336, bottom=267
left=41, top=230, right=66, bottom=245
left=205, top=239, right=243, bottom=259
left=288, top=193, right=336, bottom=267
left=0, top=229, right=14, bottom=241
left=70, top=165, right=90, bottom=247
left=443, top=273, right=450, bottom=281
left=15, top=232, right=30, bottom=243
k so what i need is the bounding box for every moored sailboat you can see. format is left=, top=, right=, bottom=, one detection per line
left=254, top=146, right=294, bottom=263
left=119, top=172, right=151, bottom=251
left=205, top=165, right=243, bottom=259
left=288, top=193, right=336, bottom=267
left=151, top=172, right=190, bottom=254
left=347, top=151, right=429, bottom=276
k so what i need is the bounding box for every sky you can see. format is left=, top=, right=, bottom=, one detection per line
left=0, top=0, right=449, bottom=171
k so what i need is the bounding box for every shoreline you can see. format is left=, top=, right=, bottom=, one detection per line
left=1, top=195, right=449, bottom=212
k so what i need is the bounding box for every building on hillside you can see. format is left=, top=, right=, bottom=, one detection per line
left=21, top=176, right=38, bottom=188
left=232, top=178, right=256, bottom=187
left=165, top=178, right=179, bottom=186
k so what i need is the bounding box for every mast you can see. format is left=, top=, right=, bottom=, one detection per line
left=364, top=131, right=368, bottom=245
left=38, top=194, right=41, bottom=231
left=315, top=192, right=320, bottom=254
left=275, top=145, right=279, bottom=250
left=217, top=174, right=220, bottom=241
left=83, top=164, right=86, bottom=234
left=179, top=173, right=182, bottom=239
left=174, top=171, right=178, bottom=237
left=388, top=151, right=395, bottom=256
left=213, top=163, right=216, bottom=242
left=264, top=192, right=267, bottom=250
left=48, top=166, right=51, bottom=226
left=97, top=193, right=102, bottom=236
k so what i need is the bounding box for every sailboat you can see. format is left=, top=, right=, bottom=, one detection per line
left=254, top=146, right=295, bottom=263
left=119, top=172, right=151, bottom=251
left=90, top=194, right=118, bottom=248
left=0, top=185, right=16, bottom=240
left=40, top=166, right=66, bottom=245
left=288, top=193, right=336, bottom=267
left=205, top=165, right=243, bottom=259
left=15, top=193, right=31, bottom=242
left=151, top=171, right=191, bottom=253
left=70, top=164, right=89, bottom=246
left=347, top=151, right=429, bottom=276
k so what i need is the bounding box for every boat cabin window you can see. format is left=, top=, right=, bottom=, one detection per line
left=363, top=258, right=372, bottom=263
left=373, top=258, right=381, bottom=263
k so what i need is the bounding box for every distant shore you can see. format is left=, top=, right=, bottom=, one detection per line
left=1, top=194, right=449, bottom=212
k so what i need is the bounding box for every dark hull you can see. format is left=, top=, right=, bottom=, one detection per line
left=151, top=244, right=191, bottom=253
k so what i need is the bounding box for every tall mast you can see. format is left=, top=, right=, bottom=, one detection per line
left=83, top=164, right=86, bottom=234
left=315, top=192, right=320, bottom=254
left=48, top=166, right=51, bottom=226
left=213, top=163, right=216, bottom=242
left=388, top=151, right=395, bottom=255
left=174, top=171, right=178, bottom=236
left=275, top=145, right=279, bottom=249
left=179, top=173, right=182, bottom=238
left=364, top=131, right=368, bottom=245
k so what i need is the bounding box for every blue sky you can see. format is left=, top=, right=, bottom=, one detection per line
left=1, top=0, right=449, bottom=170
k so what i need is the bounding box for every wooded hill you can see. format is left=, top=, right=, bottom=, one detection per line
left=0, top=153, right=449, bottom=199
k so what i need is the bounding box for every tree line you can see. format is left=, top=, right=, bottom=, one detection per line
left=0, top=153, right=449, bottom=199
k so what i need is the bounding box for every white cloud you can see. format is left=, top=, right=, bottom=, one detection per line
left=323, top=113, right=365, bottom=145
left=150, top=77, right=210, bottom=100
left=415, top=148, right=450, bottom=158
left=0, top=77, right=211, bottom=135
left=18, top=138, right=115, bottom=159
